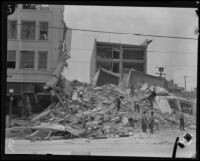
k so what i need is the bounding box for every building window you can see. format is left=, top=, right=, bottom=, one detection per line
left=113, top=46, right=120, bottom=59
left=22, top=4, right=37, bottom=10
left=7, top=51, right=16, bottom=69
left=39, top=22, right=48, bottom=40
left=97, top=61, right=112, bottom=71
left=113, top=62, right=119, bottom=73
left=38, top=51, right=48, bottom=69
left=97, top=44, right=112, bottom=59
left=123, top=62, right=144, bottom=72
left=8, top=20, right=17, bottom=39
left=123, top=47, right=144, bottom=60
left=40, top=5, right=49, bottom=10
left=21, top=21, right=36, bottom=40
left=20, top=51, right=34, bottom=69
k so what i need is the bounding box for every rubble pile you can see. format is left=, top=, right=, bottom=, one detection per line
left=7, top=79, right=196, bottom=140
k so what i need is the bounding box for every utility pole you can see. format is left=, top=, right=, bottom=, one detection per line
left=184, top=76, right=187, bottom=92
left=155, top=67, right=166, bottom=78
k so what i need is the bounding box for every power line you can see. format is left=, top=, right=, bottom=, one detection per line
left=148, top=64, right=197, bottom=68
left=168, top=68, right=197, bottom=72
left=178, top=80, right=197, bottom=85
left=148, top=50, right=197, bottom=55
left=70, top=28, right=198, bottom=40
left=10, top=23, right=198, bottom=40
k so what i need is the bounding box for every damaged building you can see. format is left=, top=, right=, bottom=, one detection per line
left=7, top=4, right=72, bottom=115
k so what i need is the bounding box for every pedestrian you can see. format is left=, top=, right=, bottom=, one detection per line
left=180, top=112, right=185, bottom=131
left=141, top=111, right=148, bottom=132
left=149, top=111, right=155, bottom=134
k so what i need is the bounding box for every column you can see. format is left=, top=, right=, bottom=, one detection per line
left=34, top=50, right=38, bottom=71
left=144, top=46, right=147, bottom=74
left=119, top=44, right=123, bottom=84
left=15, top=50, right=20, bottom=70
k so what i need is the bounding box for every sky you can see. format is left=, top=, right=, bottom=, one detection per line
left=63, top=5, right=198, bottom=91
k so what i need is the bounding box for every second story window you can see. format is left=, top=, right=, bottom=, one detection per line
left=7, top=51, right=16, bottom=69
left=38, top=51, right=48, bottom=69
left=22, top=4, right=37, bottom=10
left=21, top=21, right=36, bottom=40
left=20, top=51, right=34, bottom=69
left=8, top=20, right=17, bottom=39
left=39, top=22, right=48, bottom=40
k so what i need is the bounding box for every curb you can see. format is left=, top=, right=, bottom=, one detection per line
left=92, top=136, right=108, bottom=139
left=91, top=134, right=131, bottom=139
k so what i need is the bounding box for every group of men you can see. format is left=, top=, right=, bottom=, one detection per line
left=141, top=111, right=155, bottom=133
left=114, top=82, right=185, bottom=133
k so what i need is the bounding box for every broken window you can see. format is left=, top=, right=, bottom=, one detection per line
left=113, top=62, right=119, bottom=73
left=7, top=51, right=16, bottom=69
left=8, top=20, right=17, bottom=39
left=123, top=47, right=144, bottom=60
left=97, top=61, right=112, bottom=71
left=21, top=21, right=36, bottom=40
left=123, top=62, right=144, bottom=72
left=39, top=22, right=48, bottom=40
left=20, top=51, right=34, bottom=69
left=180, top=102, right=193, bottom=115
left=112, top=46, right=120, bottom=59
left=38, top=51, right=48, bottom=69
left=96, top=44, right=112, bottom=59
left=22, top=4, right=37, bottom=10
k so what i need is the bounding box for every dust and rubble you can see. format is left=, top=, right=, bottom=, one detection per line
left=6, top=78, right=196, bottom=141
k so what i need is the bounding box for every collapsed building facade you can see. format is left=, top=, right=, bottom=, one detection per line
left=6, top=51, right=196, bottom=140
left=6, top=6, right=196, bottom=141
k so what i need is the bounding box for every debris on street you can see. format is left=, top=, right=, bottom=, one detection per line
left=6, top=78, right=196, bottom=141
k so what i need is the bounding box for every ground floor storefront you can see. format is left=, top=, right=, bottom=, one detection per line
left=6, top=82, right=52, bottom=116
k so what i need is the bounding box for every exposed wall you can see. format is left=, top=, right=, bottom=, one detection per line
left=96, top=70, right=119, bottom=86
left=129, top=70, right=164, bottom=88
left=63, top=29, right=148, bottom=83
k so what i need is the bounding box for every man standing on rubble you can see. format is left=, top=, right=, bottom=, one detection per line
left=149, top=111, right=155, bottom=134
left=179, top=111, right=185, bottom=131
left=141, top=111, right=148, bottom=132
left=130, top=83, right=139, bottom=112
left=115, top=95, right=124, bottom=111
left=148, top=87, right=157, bottom=107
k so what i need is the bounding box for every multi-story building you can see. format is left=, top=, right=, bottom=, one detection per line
left=92, top=41, right=148, bottom=82
left=64, top=29, right=150, bottom=84
left=7, top=4, right=68, bottom=94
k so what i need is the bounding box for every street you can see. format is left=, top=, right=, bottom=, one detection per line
left=5, top=129, right=196, bottom=158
